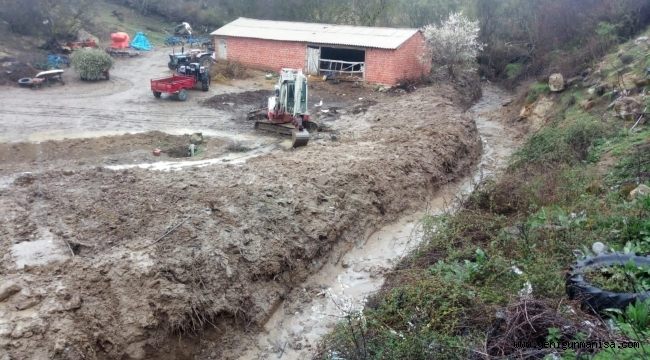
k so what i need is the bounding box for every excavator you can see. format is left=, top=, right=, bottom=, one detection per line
left=250, top=69, right=317, bottom=147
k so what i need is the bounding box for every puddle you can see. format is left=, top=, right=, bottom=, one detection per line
left=105, top=143, right=278, bottom=171
left=237, top=85, right=517, bottom=359
left=10, top=230, right=70, bottom=269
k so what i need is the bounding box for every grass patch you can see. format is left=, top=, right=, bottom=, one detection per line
left=526, top=81, right=550, bottom=103
left=91, top=0, right=174, bottom=45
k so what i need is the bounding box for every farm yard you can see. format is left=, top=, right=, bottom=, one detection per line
left=0, top=1, right=649, bottom=360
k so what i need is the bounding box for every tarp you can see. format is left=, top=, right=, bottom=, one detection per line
left=110, top=32, right=130, bottom=49
left=130, top=32, right=152, bottom=51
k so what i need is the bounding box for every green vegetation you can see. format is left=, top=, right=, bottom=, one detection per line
left=71, top=48, right=113, bottom=80
left=585, top=262, right=650, bottom=293
left=320, top=30, right=650, bottom=360
left=526, top=82, right=550, bottom=103
left=505, top=63, right=524, bottom=79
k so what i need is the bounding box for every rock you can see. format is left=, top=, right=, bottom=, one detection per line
left=592, top=242, right=607, bottom=255
left=189, top=132, right=203, bottom=145
left=549, top=73, right=565, bottom=92
left=15, top=295, right=42, bottom=310
left=61, top=293, right=82, bottom=311
left=10, top=318, right=45, bottom=339
left=629, top=184, right=650, bottom=200
left=0, top=281, right=21, bottom=302
left=125, top=341, right=147, bottom=359
left=0, top=322, right=14, bottom=338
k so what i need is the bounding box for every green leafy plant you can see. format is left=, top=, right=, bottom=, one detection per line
left=546, top=327, right=562, bottom=343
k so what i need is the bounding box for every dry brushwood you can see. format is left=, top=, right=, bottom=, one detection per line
left=486, top=299, right=611, bottom=359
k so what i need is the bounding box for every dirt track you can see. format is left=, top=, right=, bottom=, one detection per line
left=0, top=49, right=283, bottom=144
left=0, top=47, right=483, bottom=360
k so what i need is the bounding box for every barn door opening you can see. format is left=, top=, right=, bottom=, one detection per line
left=217, top=38, right=227, bottom=60
left=306, top=46, right=320, bottom=75
left=319, top=47, right=365, bottom=81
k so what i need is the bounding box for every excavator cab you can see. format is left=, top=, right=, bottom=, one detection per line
left=253, top=69, right=316, bottom=147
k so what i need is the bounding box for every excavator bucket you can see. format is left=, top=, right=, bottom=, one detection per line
left=292, top=129, right=310, bottom=147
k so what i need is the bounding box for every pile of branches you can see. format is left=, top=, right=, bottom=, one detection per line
left=486, top=299, right=611, bottom=359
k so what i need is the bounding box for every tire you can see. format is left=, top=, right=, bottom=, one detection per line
left=566, top=253, right=650, bottom=312
left=201, top=77, right=210, bottom=92
left=200, top=56, right=212, bottom=69
left=153, top=91, right=162, bottom=99
left=18, top=78, right=33, bottom=87
left=177, top=89, right=188, bottom=101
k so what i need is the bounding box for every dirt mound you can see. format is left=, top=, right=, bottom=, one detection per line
left=0, top=131, right=228, bottom=174
left=201, top=90, right=268, bottom=111
left=0, top=57, right=39, bottom=85
left=0, top=84, right=481, bottom=359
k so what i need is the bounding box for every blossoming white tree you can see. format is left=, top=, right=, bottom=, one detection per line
left=423, top=12, right=484, bottom=78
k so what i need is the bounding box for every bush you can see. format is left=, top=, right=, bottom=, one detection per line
left=423, top=12, right=484, bottom=78
left=505, top=63, right=524, bottom=80
left=71, top=48, right=112, bottom=80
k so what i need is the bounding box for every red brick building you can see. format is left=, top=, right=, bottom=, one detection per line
left=211, top=18, right=431, bottom=85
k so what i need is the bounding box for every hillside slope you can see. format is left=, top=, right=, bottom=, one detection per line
left=320, top=28, right=650, bottom=360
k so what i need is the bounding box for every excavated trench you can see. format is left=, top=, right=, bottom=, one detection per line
left=233, top=85, right=517, bottom=359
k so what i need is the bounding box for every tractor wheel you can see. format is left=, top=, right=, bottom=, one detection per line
left=200, top=56, right=212, bottom=69
left=177, top=89, right=188, bottom=101
left=201, top=77, right=210, bottom=92
left=153, top=91, right=162, bottom=99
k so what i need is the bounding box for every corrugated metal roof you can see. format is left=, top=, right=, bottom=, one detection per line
left=211, top=18, right=419, bottom=50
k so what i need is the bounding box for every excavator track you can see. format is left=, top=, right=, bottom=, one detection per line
left=254, top=121, right=310, bottom=147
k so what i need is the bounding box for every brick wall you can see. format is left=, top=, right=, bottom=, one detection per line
left=213, top=32, right=431, bottom=86
left=365, top=32, right=431, bottom=85
left=216, top=37, right=306, bottom=72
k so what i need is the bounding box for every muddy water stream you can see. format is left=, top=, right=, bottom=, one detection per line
left=237, top=86, right=517, bottom=359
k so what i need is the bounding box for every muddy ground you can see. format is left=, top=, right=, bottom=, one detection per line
left=0, top=47, right=483, bottom=359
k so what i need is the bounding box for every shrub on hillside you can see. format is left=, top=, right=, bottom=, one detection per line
left=423, top=12, right=485, bottom=78
left=71, top=48, right=113, bottom=80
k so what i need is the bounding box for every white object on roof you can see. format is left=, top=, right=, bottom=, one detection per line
left=211, top=18, right=419, bottom=50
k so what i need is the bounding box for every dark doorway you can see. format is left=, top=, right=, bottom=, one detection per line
left=320, top=47, right=365, bottom=62
left=319, top=46, right=365, bottom=80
